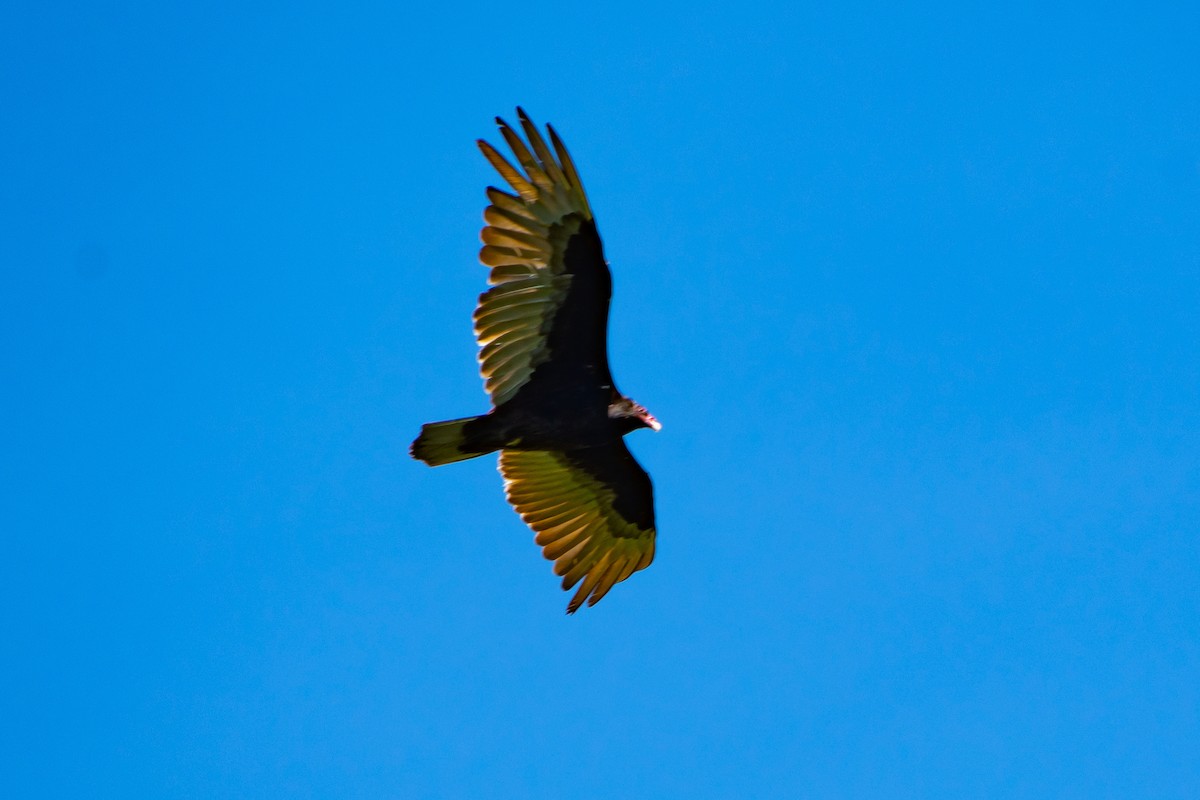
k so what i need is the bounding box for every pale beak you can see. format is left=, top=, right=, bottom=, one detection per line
left=641, top=411, right=662, bottom=432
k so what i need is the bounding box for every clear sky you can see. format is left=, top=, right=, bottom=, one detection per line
left=3, top=1, right=1199, bottom=797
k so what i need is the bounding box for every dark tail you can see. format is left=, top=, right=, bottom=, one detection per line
left=410, top=416, right=496, bottom=466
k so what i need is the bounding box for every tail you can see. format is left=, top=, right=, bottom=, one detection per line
left=410, top=416, right=496, bottom=466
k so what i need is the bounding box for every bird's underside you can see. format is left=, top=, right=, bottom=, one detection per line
left=411, top=109, right=659, bottom=613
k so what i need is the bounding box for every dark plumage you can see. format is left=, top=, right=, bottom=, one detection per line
left=411, top=109, right=660, bottom=613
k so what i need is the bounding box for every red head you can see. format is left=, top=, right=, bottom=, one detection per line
left=608, top=395, right=661, bottom=434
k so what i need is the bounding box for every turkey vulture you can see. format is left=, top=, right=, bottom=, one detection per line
left=411, top=109, right=660, bottom=613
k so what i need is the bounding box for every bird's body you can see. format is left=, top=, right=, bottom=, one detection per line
left=411, top=109, right=660, bottom=613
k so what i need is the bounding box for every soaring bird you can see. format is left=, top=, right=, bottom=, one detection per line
left=411, top=109, right=660, bottom=613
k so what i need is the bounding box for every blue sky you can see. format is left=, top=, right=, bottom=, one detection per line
left=3, top=1, right=1199, bottom=797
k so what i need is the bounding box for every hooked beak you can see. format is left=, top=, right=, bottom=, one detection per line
left=641, top=411, right=662, bottom=432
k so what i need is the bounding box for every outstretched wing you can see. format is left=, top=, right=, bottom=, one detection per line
left=473, top=109, right=614, bottom=409
left=499, top=442, right=655, bottom=613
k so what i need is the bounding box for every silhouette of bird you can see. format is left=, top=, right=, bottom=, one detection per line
left=411, top=109, right=660, bottom=613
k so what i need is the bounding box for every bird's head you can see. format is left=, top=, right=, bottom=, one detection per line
left=608, top=395, right=661, bottom=434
